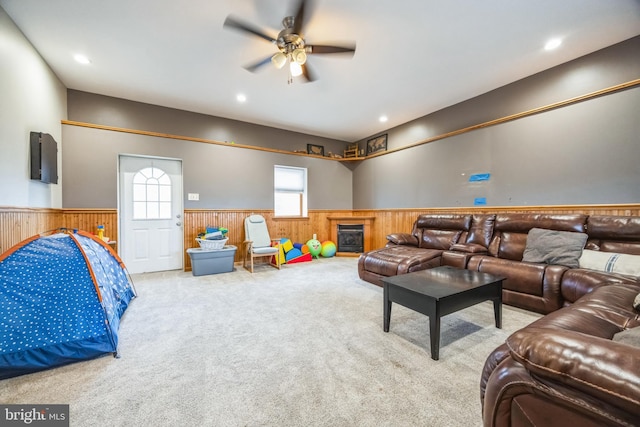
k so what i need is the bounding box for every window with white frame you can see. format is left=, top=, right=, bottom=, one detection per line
left=274, top=165, right=307, bottom=217
left=132, top=167, right=172, bottom=219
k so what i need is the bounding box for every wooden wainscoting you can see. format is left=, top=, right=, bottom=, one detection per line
left=0, top=207, right=63, bottom=253
left=3, top=205, right=638, bottom=272
left=184, top=210, right=352, bottom=271
left=0, top=207, right=117, bottom=254
left=61, top=209, right=118, bottom=243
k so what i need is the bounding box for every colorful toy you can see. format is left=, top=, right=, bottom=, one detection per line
left=293, top=243, right=310, bottom=254
left=320, top=241, right=337, bottom=257
left=306, top=239, right=322, bottom=258
left=272, top=240, right=286, bottom=265
left=272, top=238, right=313, bottom=265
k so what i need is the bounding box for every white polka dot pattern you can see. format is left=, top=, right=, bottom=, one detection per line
left=0, top=232, right=136, bottom=378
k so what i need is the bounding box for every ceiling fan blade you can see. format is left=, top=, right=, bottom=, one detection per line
left=244, top=55, right=274, bottom=73
left=301, top=63, right=315, bottom=82
left=223, top=15, right=276, bottom=44
left=306, top=44, right=356, bottom=55
left=292, top=0, right=311, bottom=35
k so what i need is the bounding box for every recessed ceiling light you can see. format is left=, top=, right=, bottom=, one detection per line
left=544, top=38, right=562, bottom=51
left=379, top=115, right=388, bottom=123
left=73, top=54, right=91, bottom=64
left=236, top=94, right=247, bottom=103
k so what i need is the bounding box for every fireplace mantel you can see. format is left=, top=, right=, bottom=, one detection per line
left=327, top=216, right=375, bottom=256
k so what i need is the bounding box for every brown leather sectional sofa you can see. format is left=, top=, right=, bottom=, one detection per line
left=357, top=213, right=640, bottom=426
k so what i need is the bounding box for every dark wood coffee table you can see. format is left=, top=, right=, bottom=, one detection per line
left=382, top=266, right=504, bottom=360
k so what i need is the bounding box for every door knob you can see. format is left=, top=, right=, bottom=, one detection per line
left=176, top=214, right=182, bottom=219
left=176, top=222, right=182, bottom=226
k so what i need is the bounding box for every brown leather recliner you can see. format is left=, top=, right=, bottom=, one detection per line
left=481, top=282, right=640, bottom=427
left=357, top=214, right=473, bottom=286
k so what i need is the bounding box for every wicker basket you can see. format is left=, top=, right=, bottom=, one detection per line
left=196, top=238, right=228, bottom=250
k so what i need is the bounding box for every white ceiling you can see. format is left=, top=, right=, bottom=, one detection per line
left=2, top=0, right=640, bottom=142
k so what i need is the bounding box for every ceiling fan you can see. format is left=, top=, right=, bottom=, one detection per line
left=223, top=0, right=356, bottom=83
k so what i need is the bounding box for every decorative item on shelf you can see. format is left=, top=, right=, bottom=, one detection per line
left=366, top=134, right=388, bottom=156
left=343, top=143, right=358, bottom=158
left=328, top=152, right=342, bottom=159
left=307, top=144, right=324, bottom=156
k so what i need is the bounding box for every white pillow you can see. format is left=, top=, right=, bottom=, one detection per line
left=579, top=250, right=640, bottom=277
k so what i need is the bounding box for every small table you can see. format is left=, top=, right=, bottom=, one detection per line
left=382, top=266, right=504, bottom=360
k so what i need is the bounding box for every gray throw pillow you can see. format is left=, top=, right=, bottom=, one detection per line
left=612, top=327, right=640, bottom=348
left=522, top=228, right=588, bottom=268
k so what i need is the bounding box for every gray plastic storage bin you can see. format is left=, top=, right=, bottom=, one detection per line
left=187, top=245, right=237, bottom=276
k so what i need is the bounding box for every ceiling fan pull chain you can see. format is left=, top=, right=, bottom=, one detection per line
left=287, top=58, right=294, bottom=84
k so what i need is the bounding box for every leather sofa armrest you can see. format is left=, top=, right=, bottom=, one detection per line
left=386, top=233, right=418, bottom=247
left=506, top=327, right=640, bottom=415
left=449, top=243, right=488, bottom=253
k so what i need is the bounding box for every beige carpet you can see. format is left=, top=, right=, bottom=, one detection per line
left=0, top=257, right=540, bottom=426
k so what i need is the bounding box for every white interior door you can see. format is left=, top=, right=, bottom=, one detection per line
left=118, top=155, right=183, bottom=274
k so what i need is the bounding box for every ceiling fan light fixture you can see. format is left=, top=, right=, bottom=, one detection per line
left=271, top=52, right=287, bottom=69
left=290, top=61, right=303, bottom=77
left=292, top=48, right=307, bottom=65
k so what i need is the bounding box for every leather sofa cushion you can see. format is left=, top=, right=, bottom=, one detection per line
left=421, top=229, right=462, bottom=250
left=586, top=216, right=640, bottom=240
left=414, top=214, right=471, bottom=249
left=465, top=214, right=496, bottom=247
left=506, top=326, right=640, bottom=416
left=560, top=269, right=638, bottom=305
left=359, top=245, right=442, bottom=276
left=488, top=214, right=587, bottom=259
left=495, top=232, right=527, bottom=260
left=450, top=243, right=487, bottom=253
left=386, top=232, right=418, bottom=246
left=586, top=215, right=640, bottom=255
left=469, top=256, right=563, bottom=297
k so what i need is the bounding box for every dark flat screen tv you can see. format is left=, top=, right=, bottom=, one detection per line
left=30, top=131, right=58, bottom=184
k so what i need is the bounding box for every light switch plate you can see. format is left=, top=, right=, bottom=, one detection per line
left=188, top=193, right=199, bottom=201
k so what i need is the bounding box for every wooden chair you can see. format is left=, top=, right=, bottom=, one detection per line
left=243, top=214, right=281, bottom=273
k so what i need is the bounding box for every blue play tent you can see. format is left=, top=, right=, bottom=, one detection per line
left=0, top=229, right=136, bottom=379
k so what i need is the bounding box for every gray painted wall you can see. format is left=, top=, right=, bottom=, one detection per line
left=0, top=6, right=67, bottom=208
left=5, top=0, right=637, bottom=212
left=358, top=36, right=640, bottom=152
left=62, top=125, right=352, bottom=209
left=352, top=36, right=640, bottom=209
left=67, top=90, right=348, bottom=155
left=352, top=87, right=640, bottom=208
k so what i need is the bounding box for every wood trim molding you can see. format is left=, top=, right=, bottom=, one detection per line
left=2, top=205, right=638, bottom=267
left=367, top=79, right=640, bottom=159
left=61, top=79, right=640, bottom=162
left=61, top=120, right=335, bottom=160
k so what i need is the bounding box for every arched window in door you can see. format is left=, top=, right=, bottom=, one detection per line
left=132, top=167, right=172, bottom=219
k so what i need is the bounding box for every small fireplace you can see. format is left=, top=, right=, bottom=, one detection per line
left=337, top=224, right=364, bottom=253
